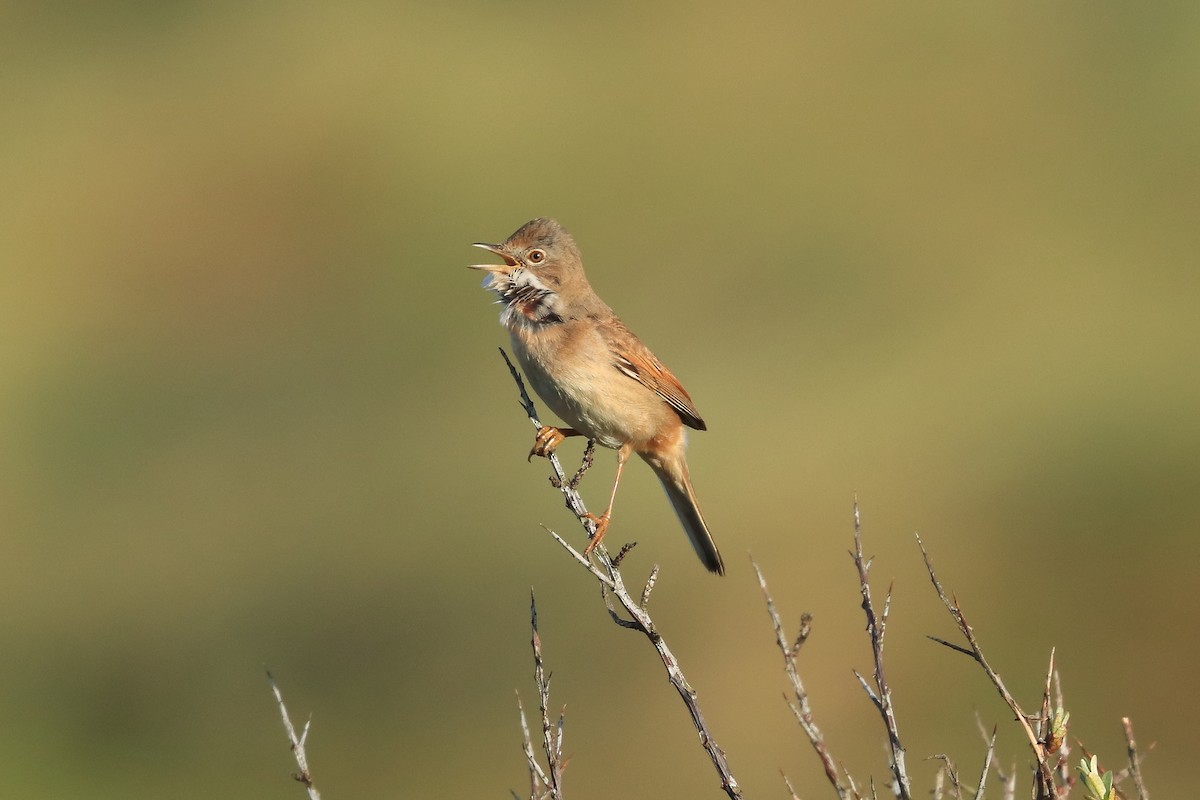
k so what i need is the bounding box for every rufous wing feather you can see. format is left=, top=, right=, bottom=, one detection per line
left=609, top=326, right=706, bottom=430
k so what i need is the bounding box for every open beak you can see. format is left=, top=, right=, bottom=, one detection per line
left=469, top=242, right=517, bottom=274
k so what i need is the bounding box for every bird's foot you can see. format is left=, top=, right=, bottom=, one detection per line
left=582, top=511, right=611, bottom=556
left=528, top=426, right=567, bottom=461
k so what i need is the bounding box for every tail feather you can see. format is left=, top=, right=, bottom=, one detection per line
left=645, top=457, right=724, bottom=576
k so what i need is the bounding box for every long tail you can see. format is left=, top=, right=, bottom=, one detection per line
left=645, top=456, right=725, bottom=576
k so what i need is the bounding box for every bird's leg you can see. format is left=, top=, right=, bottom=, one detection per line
left=584, top=444, right=631, bottom=556
left=528, top=426, right=581, bottom=461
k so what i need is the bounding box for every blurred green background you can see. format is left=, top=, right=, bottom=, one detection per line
left=2, top=2, right=1196, bottom=797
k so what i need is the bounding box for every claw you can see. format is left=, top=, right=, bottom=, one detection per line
left=582, top=512, right=611, bottom=556
left=528, top=425, right=568, bottom=461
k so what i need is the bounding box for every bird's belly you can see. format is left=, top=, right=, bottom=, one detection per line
left=510, top=328, right=663, bottom=450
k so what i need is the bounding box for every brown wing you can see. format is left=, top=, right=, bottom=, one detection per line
left=607, top=321, right=706, bottom=430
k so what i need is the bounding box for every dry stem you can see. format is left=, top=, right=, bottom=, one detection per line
left=501, top=348, right=742, bottom=799
left=754, top=560, right=855, bottom=800
left=267, top=671, right=321, bottom=800
left=516, top=592, right=566, bottom=800
left=1121, top=717, right=1149, bottom=800
left=917, top=534, right=1057, bottom=798
left=851, top=502, right=912, bottom=800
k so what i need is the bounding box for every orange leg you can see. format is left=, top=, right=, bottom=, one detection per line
left=584, top=444, right=632, bottom=556
left=528, top=425, right=581, bottom=461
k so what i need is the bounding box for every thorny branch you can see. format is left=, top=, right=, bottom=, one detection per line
left=500, top=348, right=742, bottom=800
left=917, top=533, right=1058, bottom=799
left=502, top=348, right=1153, bottom=800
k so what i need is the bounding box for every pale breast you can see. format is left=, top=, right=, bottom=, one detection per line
left=507, top=318, right=672, bottom=450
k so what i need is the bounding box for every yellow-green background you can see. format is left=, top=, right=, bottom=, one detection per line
left=3, top=3, right=1196, bottom=797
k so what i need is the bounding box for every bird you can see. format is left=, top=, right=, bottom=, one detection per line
left=471, top=217, right=724, bottom=575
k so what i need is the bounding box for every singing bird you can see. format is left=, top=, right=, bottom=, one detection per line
left=472, top=218, right=724, bottom=575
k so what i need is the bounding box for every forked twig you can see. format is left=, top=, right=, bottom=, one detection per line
left=917, top=533, right=1057, bottom=798
left=501, top=349, right=742, bottom=799
left=267, top=672, right=322, bottom=800
left=516, top=592, right=566, bottom=800
left=754, top=560, right=855, bottom=800
left=928, top=754, right=962, bottom=800
left=516, top=694, right=552, bottom=798
left=851, top=502, right=912, bottom=800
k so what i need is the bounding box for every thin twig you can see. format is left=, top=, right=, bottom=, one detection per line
left=640, top=564, right=660, bottom=608
left=844, top=768, right=863, bottom=800
left=917, top=533, right=1057, bottom=798
left=781, top=770, right=803, bottom=800
left=530, top=592, right=565, bottom=799
left=517, top=693, right=552, bottom=798
left=975, top=712, right=1019, bottom=800
left=754, top=560, right=852, bottom=800
left=501, top=350, right=742, bottom=799
left=851, top=502, right=912, bottom=800
left=568, top=440, right=595, bottom=489
left=500, top=348, right=606, bottom=553
left=1037, top=651, right=1072, bottom=796
left=266, top=671, right=321, bottom=800
left=1036, top=649, right=1054, bottom=748
left=1050, top=665, right=1073, bottom=794
left=1122, top=717, right=1150, bottom=800
left=973, top=726, right=997, bottom=800
left=1002, top=760, right=1017, bottom=800
left=928, top=755, right=962, bottom=800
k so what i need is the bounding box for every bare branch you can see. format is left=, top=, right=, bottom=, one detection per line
left=754, top=560, right=851, bottom=800
left=917, top=533, right=1057, bottom=798
left=266, top=672, right=321, bottom=800
left=1036, top=648, right=1055, bottom=745
left=591, top=550, right=742, bottom=798
left=502, top=350, right=742, bottom=799
left=516, top=693, right=552, bottom=797
left=973, top=727, right=997, bottom=800
left=640, top=564, right=660, bottom=609
left=1048, top=664, right=1073, bottom=791
left=1001, top=762, right=1016, bottom=800
left=1122, top=717, right=1150, bottom=800
left=781, top=770, right=804, bottom=800
left=530, top=592, right=565, bottom=799
left=500, top=348, right=607, bottom=555
left=843, top=767, right=863, bottom=800
left=852, top=503, right=912, bottom=800
left=975, top=712, right=1020, bottom=800
left=927, top=636, right=976, bottom=658
left=568, top=440, right=595, bottom=489
left=927, top=755, right=961, bottom=800
left=852, top=669, right=881, bottom=707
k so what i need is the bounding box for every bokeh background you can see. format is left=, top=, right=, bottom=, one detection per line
left=3, top=2, right=1197, bottom=797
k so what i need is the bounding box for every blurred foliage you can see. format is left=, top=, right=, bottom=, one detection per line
left=1, top=2, right=1196, bottom=797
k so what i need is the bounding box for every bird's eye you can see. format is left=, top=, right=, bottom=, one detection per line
left=527, top=249, right=546, bottom=264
